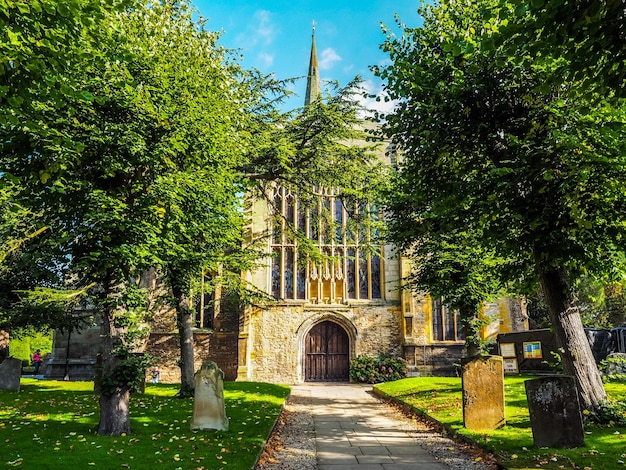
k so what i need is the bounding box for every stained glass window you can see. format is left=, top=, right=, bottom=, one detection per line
left=269, top=186, right=383, bottom=302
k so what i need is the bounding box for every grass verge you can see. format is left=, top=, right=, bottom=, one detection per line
left=375, top=376, right=626, bottom=469
left=1, top=379, right=290, bottom=469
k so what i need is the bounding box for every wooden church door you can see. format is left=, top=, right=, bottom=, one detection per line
left=305, top=321, right=349, bottom=381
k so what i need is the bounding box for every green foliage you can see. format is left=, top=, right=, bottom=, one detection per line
left=489, top=0, right=626, bottom=97
left=2, top=285, right=93, bottom=333
left=100, top=353, right=154, bottom=395
left=600, top=355, right=626, bottom=383
left=2, top=0, right=259, bottom=422
left=8, top=331, right=53, bottom=363
left=377, top=0, right=618, bottom=408
left=378, top=0, right=626, bottom=295
left=0, top=0, right=109, bottom=148
left=1, top=379, right=289, bottom=469
left=1, top=0, right=386, bottom=434
left=542, top=347, right=564, bottom=373
left=7, top=338, right=29, bottom=363
left=583, top=399, right=626, bottom=427
left=0, top=180, right=47, bottom=270
left=110, top=285, right=151, bottom=352
left=349, top=354, right=407, bottom=384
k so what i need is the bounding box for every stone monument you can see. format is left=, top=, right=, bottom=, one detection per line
left=0, top=357, right=22, bottom=391
left=604, top=353, right=626, bottom=376
left=190, top=361, right=229, bottom=431
left=525, top=376, right=585, bottom=448
left=461, top=355, right=505, bottom=430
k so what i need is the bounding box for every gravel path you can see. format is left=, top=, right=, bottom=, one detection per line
left=254, top=384, right=499, bottom=470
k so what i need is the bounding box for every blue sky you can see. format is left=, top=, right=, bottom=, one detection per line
left=192, top=1, right=423, bottom=112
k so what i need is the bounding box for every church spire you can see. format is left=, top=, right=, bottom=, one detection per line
left=304, top=21, right=321, bottom=106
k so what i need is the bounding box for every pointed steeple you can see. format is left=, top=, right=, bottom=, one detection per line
left=304, top=21, right=321, bottom=106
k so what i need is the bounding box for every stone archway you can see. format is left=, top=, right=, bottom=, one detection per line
left=304, top=320, right=349, bottom=382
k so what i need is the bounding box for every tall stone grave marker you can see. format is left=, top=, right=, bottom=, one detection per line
left=461, top=355, right=505, bottom=430
left=0, top=357, right=22, bottom=391
left=525, top=376, right=584, bottom=448
left=190, top=361, right=229, bottom=431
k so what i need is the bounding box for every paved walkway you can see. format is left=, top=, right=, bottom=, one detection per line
left=295, top=383, right=450, bottom=470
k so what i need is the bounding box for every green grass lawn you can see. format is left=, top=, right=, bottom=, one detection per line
left=376, top=376, right=626, bottom=469
left=1, top=379, right=290, bottom=469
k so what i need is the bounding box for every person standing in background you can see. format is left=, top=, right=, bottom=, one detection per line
left=32, top=349, right=42, bottom=374
left=151, top=366, right=161, bottom=383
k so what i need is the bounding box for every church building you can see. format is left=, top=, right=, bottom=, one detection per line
left=229, top=29, right=527, bottom=383
left=45, top=30, right=527, bottom=383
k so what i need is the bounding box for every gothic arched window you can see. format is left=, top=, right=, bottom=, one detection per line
left=270, top=186, right=382, bottom=303
left=431, top=298, right=465, bottom=342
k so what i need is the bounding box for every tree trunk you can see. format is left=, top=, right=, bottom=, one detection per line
left=538, top=265, right=607, bottom=410
left=173, top=283, right=196, bottom=398
left=97, top=387, right=131, bottom=435
left=96, top=274, right=132, bottom=435
left=459, top=302, right=483, bottom=358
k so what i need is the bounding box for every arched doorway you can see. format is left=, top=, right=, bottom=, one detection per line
left=305, top=321, right=349, bottom=381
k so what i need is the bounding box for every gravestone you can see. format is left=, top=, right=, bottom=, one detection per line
left=461, top=355, right=505, bottom=430
left=190, top=361, right=229, bottom=431
left=604, top=353, right=626, bottom=376
left=525, top=376, right=584, bottom=448
left=0, top=357, right=22, bottom=391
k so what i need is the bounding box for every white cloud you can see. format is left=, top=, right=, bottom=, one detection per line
left=257, top=52, right=274, bottom=68
left=253, top=10, right=275, bottom=45
left=319, top=48, right=341, bottom=70
left=356, top=79, right=398, bottom=118
left=236, top=10, right=276, bottom=48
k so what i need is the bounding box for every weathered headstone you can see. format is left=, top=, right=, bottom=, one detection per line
left=525, top=376, right=584, bottom=448
left=461, top=355, right=505, bottom=430
left=604, top=353, right=626, bottom=376
left=0, top=357, right=22, bottom=391
left=190, top=361, right=229, bottom=431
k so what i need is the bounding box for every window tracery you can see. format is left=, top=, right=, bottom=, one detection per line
left=270, top=186, right=382, bottom=302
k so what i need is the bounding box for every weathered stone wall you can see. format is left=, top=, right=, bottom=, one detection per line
left=239, top=300, right=403, bottom=383
left=404, top=343, right=466, bottom=376
left=47, top=320, right=100, bottom=379
left=144, top=331, right=239, bottom=383
left=406, top=293, right=430, bottom=345
left=145, top=277, right=241, bottom=383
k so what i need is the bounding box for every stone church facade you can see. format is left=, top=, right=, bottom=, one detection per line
left=235, top=178, right=526, bottom=383
left=43, top=31, right=527, bottom=384
left=233, top=30, right=527, bottom=383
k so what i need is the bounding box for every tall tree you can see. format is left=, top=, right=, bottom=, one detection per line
left=0, top=0, right=257, bottom=434
left=109, top=0, right=252, bottom=399
left=491, top=0, right=626, bottom=96
left=376, top=0, right=626, bottom=410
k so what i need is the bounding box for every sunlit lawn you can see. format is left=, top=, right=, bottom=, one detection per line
left=1, top=379, right=290, bottom=469
left=376, top=376, right=626, bottom=469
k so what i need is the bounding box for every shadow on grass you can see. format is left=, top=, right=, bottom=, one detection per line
left=2, top=379, right=291, bottom=469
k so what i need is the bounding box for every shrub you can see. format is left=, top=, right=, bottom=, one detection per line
left=584, top=399, right=626, bottom=427
left=349, top=353, right=407, bottom=384
left=9, top=332, right=53, bottom=363
left=600, top=355, right=626, bottom=383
